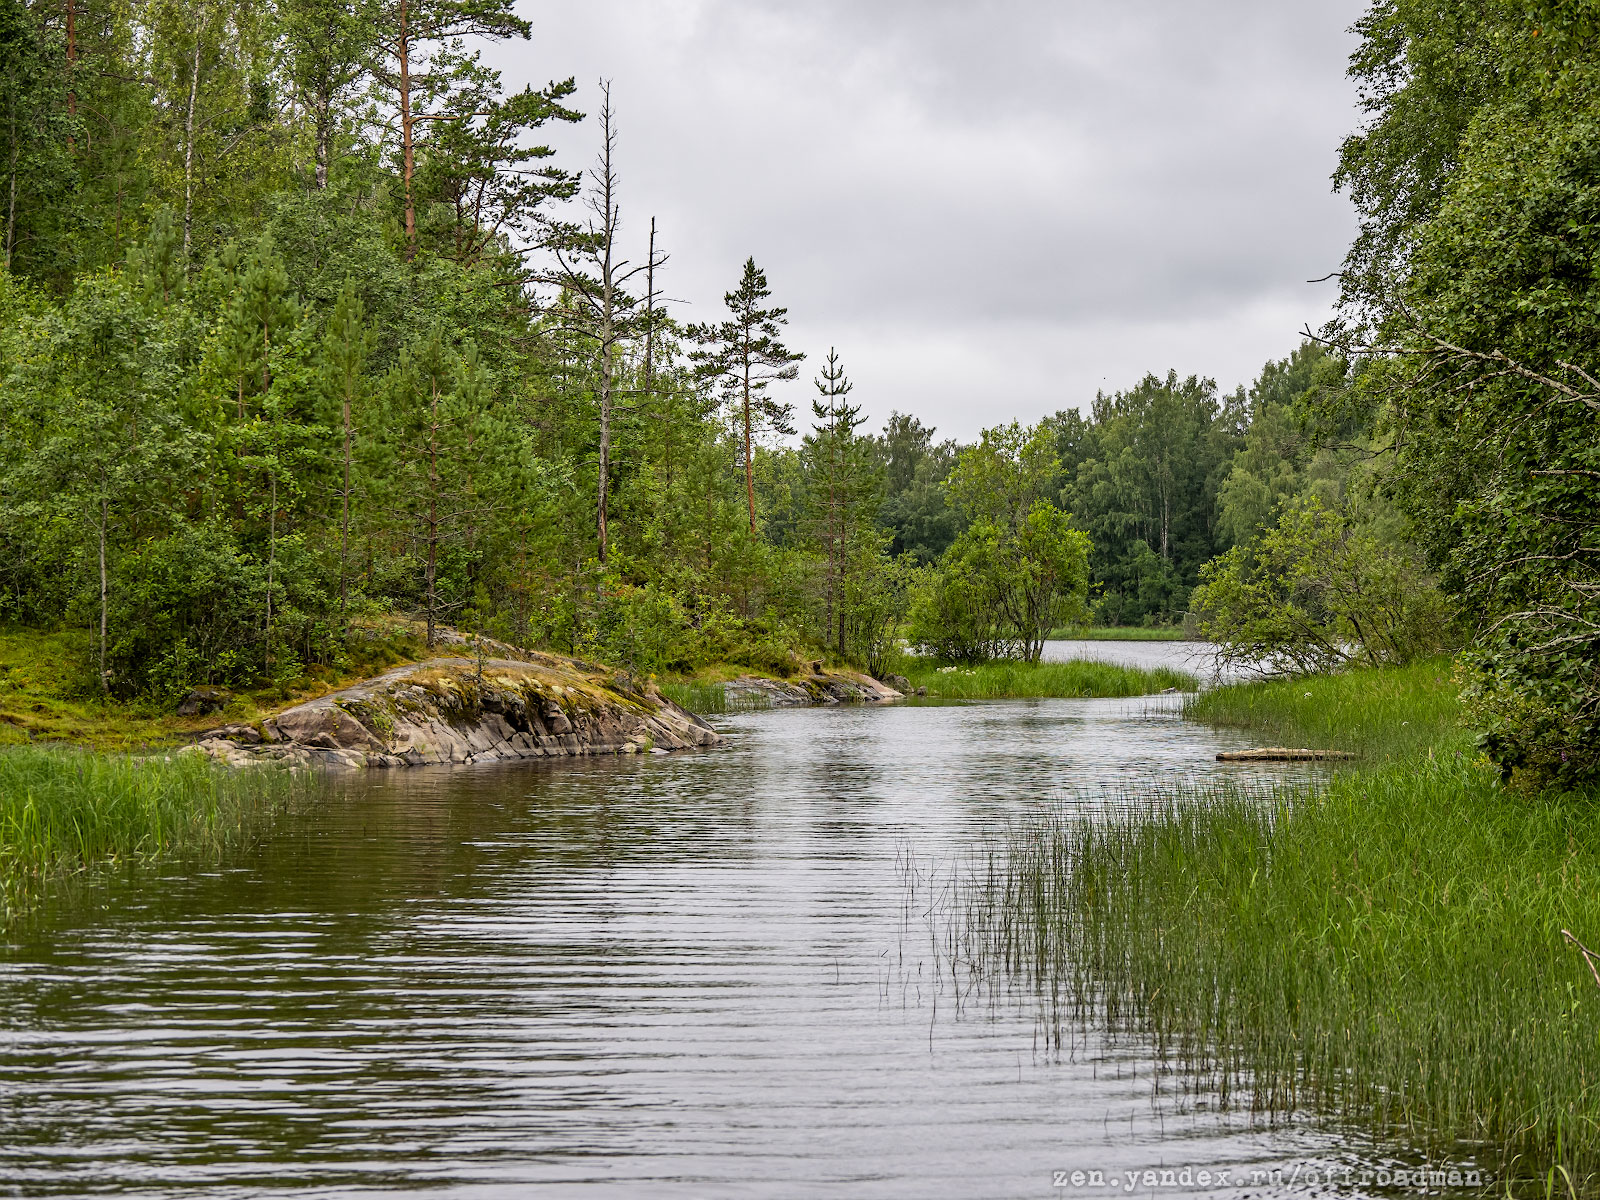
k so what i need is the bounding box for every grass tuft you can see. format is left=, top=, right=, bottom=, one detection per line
left=946, top=661, right=1599, bottom=1188
left=0, top=746, right=303, bottom=919
left=657, top=681, right=731, bottom=715
left=1184, top=657, right=1464, bottom=759
left=1046, top=625, right=1191, bottom=642
left=903, top=658, right=1196, bottom=699
left=953, top=758, right=1600, bottom=1189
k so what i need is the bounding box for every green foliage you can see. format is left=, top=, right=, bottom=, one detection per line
left=874, top=411, right=962, bottom=563
left=1055, top=371, right=1240, bottom=624
left=1192, top=497, right=1455, bottom=676
left=911, top=422, right=1090, bottom=663
left=1331, top=1, right=1600, bottom=786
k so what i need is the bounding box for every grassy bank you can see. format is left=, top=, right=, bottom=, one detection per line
left=1046, top=625, right=1190, bottom=641
left=0, top=625, right=426, bottom=750
left=1185, top=656, right=1464, bottom=759
left=956, top=663, right=1599, bottom=1189
left=903, top=658, right=1196, bottom=699
left=0, top=746, right=303, bottom=918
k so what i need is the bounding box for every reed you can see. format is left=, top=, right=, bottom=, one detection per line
left=658, top=681, right=730, bottom=714
left=0, top=746, right=301, bottom=917
left=904, top=658, right=1196, bottom=699
left=1045, top=625, right=1190, bottom=642
left=1185, top=657, right=1465, bottom=759
left=946, top=662, right=1600, bottom=1190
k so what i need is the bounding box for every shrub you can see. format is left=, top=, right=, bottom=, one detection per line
left=1192, top=497, right=1455, bottom=676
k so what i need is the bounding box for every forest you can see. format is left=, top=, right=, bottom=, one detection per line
left=0, top=0, right=1595, bottom=788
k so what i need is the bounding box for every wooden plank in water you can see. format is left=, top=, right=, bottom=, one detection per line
left=1216, top=747, right=1357, bottom=762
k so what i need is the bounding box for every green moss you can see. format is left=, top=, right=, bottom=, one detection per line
left=0, top=625, right=428, bottom=751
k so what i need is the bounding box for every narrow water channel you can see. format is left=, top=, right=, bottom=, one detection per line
left=0, top=647, right=1448, bottom=1197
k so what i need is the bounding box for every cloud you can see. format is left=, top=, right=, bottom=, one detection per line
left=495, top=0, right=1366, bottom=438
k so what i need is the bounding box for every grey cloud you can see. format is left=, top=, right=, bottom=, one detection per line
left=495, top=0, right=1367, bottom=437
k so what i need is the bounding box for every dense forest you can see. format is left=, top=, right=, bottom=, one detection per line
left=0, top=0, right=1594, bottom=785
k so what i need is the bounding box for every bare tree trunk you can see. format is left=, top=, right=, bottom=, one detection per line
left=182, top=16, right=203, bottom=261
left=314, top=91, right=332, bottom=189
left=426, top=375, right=439, bottom=646
left=65, top=0, right=76, bottom=149
left=340, top=387, right=352, bottom=621
left=5, top=114, right=16, bottom=273
left=644, top=216, right=667, bottom=486
left=98, top=490, right=107, bottom=693
left=594, top=94, right=618, bottom=565
left=265, top=469, right=276, bottom=664
left=742, top=360, right=755, bottom=534
left=398, top=0, right=416, bottom=258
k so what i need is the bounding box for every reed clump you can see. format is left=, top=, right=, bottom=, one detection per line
left=657, top=681, right=731, bottom=715
left=1045, top=625, right=1189, bottom=642
left=1185, top=656, right=1463, bottom=759
left=955, top=663, right=1600, bottom=1189
left=904, top=659, right=1196, bottom=699
left=0, top=746, right=301, bottom=917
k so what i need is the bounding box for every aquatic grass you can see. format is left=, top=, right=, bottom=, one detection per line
left=904, top=658, right=1196, bottom=699
left=1185, top=657, right=1465, bottom=759
left=1046, top=625, right=1190, bottom=642
left=943, top=662, right=1597, bottom=1189
left=951, top=759, right=1600, bottom=1189
left=0, top=746, right=302, bottom=918
left=658, top=681, right=731, bottom=715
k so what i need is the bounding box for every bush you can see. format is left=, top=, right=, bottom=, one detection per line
left=104, top=523, right=269, bottom=699
left=1192, top=497, right=1455, bottom=676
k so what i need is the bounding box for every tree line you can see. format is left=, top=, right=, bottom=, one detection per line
left=8, top=0, right=1582, bottom=791
left=0, top=0, right=1368, bottom=701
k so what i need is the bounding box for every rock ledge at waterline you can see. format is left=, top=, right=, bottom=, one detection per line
left=182, top=655, right=722, bottom=770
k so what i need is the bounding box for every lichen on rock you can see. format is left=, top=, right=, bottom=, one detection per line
left=190, top=655, right=720, bottom=771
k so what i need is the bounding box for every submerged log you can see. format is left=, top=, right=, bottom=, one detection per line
left=1216, top=747, right=1357, bottom=762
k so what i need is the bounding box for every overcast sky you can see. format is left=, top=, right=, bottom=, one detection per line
left=492, top=1, right=1368, bottom=442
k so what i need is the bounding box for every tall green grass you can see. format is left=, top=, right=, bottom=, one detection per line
left=945, top=661, right=1600, bottom=1190
left=1186, top=657, right=1465, bottom=759
left=657, top=681, right=731, bottom=715
left=0, top=746, right=301, bottom=918
left=904, top=658, right=1196, bottom=699
left=1046, top=625, right=1189, bottom=642
left=953, top=759, right=1600, bottom=1190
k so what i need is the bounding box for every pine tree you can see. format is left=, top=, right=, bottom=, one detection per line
left=801, top=348, right=879, bottom=658
left=688, top=258, right=802, bottom=533
left=367, top=0, right=570, bottom=259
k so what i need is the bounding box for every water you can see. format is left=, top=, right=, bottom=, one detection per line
left=1041, top=638, right=1233, bottom=683
left=0, top=648, right=1474, bottom=1197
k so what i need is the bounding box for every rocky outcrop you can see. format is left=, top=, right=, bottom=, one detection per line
left=184, top=655, right=720, bottom=770
left=723, top=669, right=902, bottom=708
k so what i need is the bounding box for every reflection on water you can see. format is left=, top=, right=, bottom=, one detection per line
left=0, top=654, right=1464, bottom=1197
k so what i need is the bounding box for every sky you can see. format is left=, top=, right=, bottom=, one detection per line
left=491, top=1, right=1369, bottom=442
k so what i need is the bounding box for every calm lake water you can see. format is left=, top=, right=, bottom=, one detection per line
left=0, top=644, right=1475, bottom=1197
